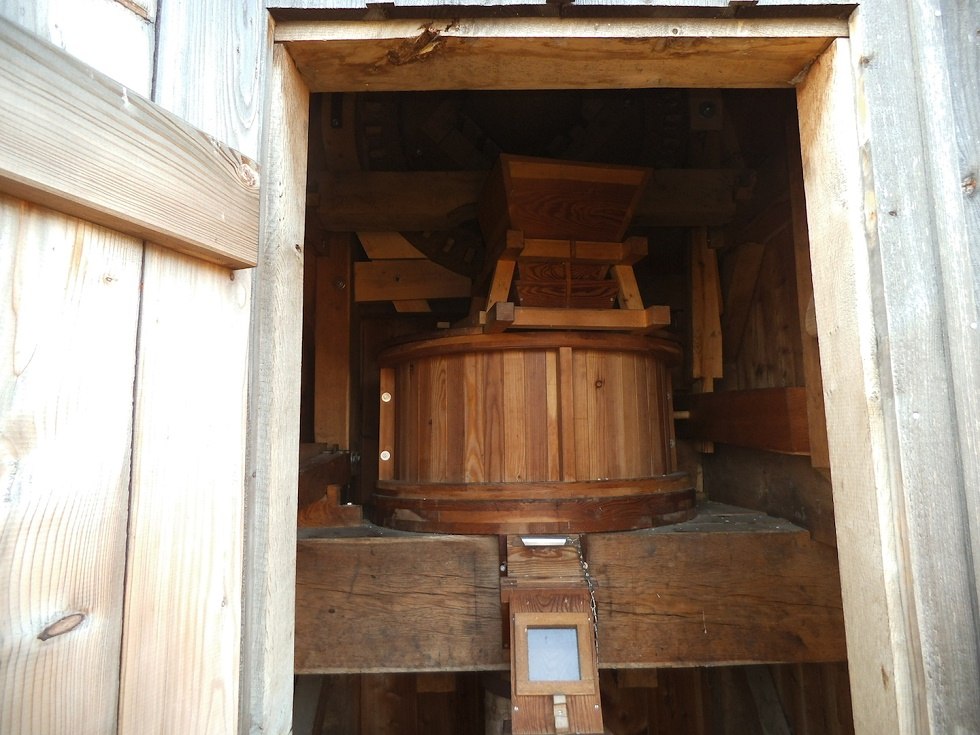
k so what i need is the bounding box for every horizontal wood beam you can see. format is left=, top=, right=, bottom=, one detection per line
left=277, top=18, right=846, bottom=91
left=0, top=18, right=259, bottom=269
left=318, top=169, right=744, bottom=232
left=294, top=503, right=846, bottom=673
left=354, top=260, right=472, bottom=302
left=678, top=387, right=811, bottom=455
left=482, top=302, right=670, bottom=333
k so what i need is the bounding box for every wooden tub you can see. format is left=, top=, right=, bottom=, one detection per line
left=374, top=330, right=695, bottom=534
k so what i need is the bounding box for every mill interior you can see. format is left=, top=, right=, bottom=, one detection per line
left=293, top=87, right=851, bottom=735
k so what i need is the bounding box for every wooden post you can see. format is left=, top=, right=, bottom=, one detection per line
left=800, top=27, right=980, bottom=733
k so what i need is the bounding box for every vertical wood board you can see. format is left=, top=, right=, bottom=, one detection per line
left=313, top=235, right=352, bottom=447
left=797, top=37, right=906, bottom=735
left=0, top=197, right=142, bottom=735
left=0, top=0, right=154, bottom=95
left=242, top=40, right=309, bottom=735
left=119, top=246, right=252, bottom=735
left=120, top=2, right=267, bottom=734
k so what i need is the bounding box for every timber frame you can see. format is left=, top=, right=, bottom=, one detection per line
left=254, top=4, right=979, bottom=734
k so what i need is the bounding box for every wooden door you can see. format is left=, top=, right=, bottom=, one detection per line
left=0, top=8, right=300, bottom=734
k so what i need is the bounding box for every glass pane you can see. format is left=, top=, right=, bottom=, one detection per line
left=526, top=627, right=581, bottom=682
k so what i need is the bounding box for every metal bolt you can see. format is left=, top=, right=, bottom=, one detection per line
left=381, top=391, right=392, bottom=403
left=380, top=450, right=391, bottom=461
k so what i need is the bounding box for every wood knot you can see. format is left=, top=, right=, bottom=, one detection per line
left=963, top=173, right=977, bottom=197
left=38, top=613, right=86, bottom=641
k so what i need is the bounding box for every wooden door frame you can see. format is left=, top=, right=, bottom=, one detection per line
left=255, top=10, right=979, bottom=733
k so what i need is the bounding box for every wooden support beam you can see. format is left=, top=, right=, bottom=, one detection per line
left=294, top=503, right=846, bottom=673
left=482, top=303, right=671, bottom=333
left=357, top=231, right=426, bottom=259
left=354, top=260, right=472, bottom=302
left=721, top=241, right=767, bottom=361
left=678, top=387, right=811, bottom=455
left=503, top=235, right=648, bottom=265
left=277, top=18, right=848, bottom=92
left=691, top=227, right=724, bottom=380
left=786, top=112, right=830, bottom=471
left=314, top=235, right=352, bottom=447
left=0, top=18, right=259, bottom=269
left=298, top=446, right=351, bottom=509
left=318, top=169, right=744, bottom=232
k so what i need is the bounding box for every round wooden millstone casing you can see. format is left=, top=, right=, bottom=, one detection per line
left=374, top=330, right=695, bottom=534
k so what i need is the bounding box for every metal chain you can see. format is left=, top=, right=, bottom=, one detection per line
left=575, top=540, right=600, bottom=660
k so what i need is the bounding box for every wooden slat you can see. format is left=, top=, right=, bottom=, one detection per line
left=295, top=535, right=506, bottom=673
left=0, top=0, right=154, bottom=95
left=294, top=504, right=846, bottom=673
left=797, top=38, right=905, bottom=734
left=0, top=17, right=259, bottom=269
left=354, top=260, right=471, bottom=302
left=786, top=115, right=830, bottom=471
left=0, top=197, right=142, bottom=735
left=483, top=304, right=670, bottom=333
left=239, top=43, right=308, bottom=735
left=691, top=227, right=724, bottom=380
left=314, top=235, right=352, bottom=446
left=319, top=169, right=744, bottom=232
left=120, top=245, right=252, bottom=734
left=357, top=231, right=426, bottom=259
left=277, top=18, right=846, bottom=92
left=806, top=18, right=980, bottom=730
left=680, top=387, right=810, bottom=455
left=721, top=241, right=767, bottom=362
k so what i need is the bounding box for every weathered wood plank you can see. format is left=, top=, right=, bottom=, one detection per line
left=797, top=38, right=906, bottom=734
left=0, top=17, right=260, bottom=269
left=703, top=445, right=837, bottom=547
left=592, top=508, right=846, bottom=667
left=0, top=0, right=154, bottom=95
left=841, top=1, right=980, bottom=730
left=354, top=260, right=472, bottom=302
left=679, top=387, right=810, bottom=455
left=278, top=18, right=845, bottom=91
left=0, top=197, right=142, bottom=735
left=785, top=110, right=830, bottom=471
left=295, top=534, right=506, bottom=673
left=119, top=246, right=252, bottom=735
left=242, top=42, right=309, bottom=735
left=319, top=169, right=742, bottom=232
left=721, top=241, right=766, bottom=362
left=295, top=504, right=845, bottom=673
left=314, top=235, right=352, bottom=446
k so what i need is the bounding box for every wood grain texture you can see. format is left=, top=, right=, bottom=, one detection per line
left=785, top=111, right=830, bottom=470
left=796, top=38, right=905, bottom=734
left=314, top=235, right=352, bottom=446
left=845, top=2, right=980, bottom=730
left=0, top=0, right=154, bottom=95
left=295, top=504, right=846, bottom=673
left=241, top=42, right=309, bottom=735
left=0, top=196, right=142, bottom=735
left=295, top=534, right=507, bottom=673
left=120, top=2, right=267, bottom=735
left=320, top=169, right=742, bottom=233
left=119, top=245, right=251, bottom=735
left=591, top=506, right=846, bottom=667
left=679, top=387, right=811, bottom=455
left=0, top=17, right=260, bottom=269
left=354, top=260, right=471, bottom=302
left=277, top=18, right=845, bottom=92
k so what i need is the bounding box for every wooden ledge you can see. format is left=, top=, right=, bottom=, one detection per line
left=295, top=502, right=846, bottom=673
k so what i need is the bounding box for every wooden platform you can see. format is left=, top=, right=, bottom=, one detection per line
left=295, top=503, right=846, bottom=673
